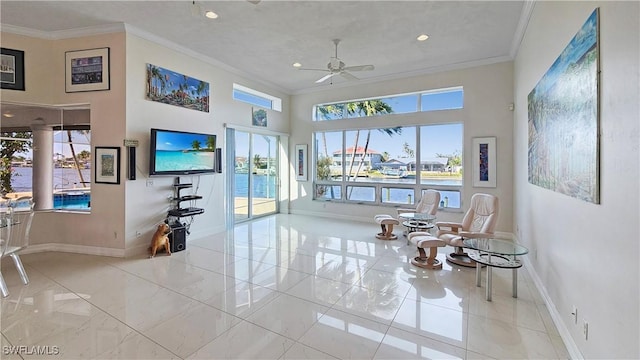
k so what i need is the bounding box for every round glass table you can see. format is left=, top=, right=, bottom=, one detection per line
left=397, top=213, right=436, bottom=244
left=463, top=238, right=529, bottom=301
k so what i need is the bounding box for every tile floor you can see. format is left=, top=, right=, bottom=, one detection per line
left=0, top=214, right=569, bottom=359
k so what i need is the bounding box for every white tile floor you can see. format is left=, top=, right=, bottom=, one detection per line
left=1, top=214, right=569, bottom=359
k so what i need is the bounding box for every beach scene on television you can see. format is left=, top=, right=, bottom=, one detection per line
left=154, top=131, right=215, bottom=172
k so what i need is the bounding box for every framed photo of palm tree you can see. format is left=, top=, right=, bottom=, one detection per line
left=145, top=63, right=210, bottom=112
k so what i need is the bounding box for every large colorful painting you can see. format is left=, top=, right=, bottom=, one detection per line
left=528, top=9, right=600, bottom=203
left=145, top=64, right=209, bottom=112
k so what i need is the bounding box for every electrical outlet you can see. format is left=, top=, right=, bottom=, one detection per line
left=571, top=306, right=578, bottom=324
left=583, top=320, right=589, bottom=340
left=146, top=179, right=154, bottom=187
left=135, top=231, right=142, bottom=238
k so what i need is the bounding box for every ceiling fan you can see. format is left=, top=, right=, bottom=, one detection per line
left=298, top=39, right=375, bottom=84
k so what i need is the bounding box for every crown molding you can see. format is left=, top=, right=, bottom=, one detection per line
left=1, top=23, right=126, bottom=40
left=510, top=0, right=537, bottom=59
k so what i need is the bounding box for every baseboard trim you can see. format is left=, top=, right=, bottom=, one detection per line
left=23, top=243, right=125, bottom=257
left=521, top=251, right=582, bottom=359
left=290, top=209, right=371, bottom=224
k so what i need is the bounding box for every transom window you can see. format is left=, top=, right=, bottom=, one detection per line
left=232, top=83, right=282, bottom=112
left=314, top=86, right=463, bottom=121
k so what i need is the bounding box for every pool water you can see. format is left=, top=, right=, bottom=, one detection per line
left=54, top=192, right=91, bottom=210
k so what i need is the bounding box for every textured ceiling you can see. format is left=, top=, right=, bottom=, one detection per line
left=0, top=1, right=527, bottom=94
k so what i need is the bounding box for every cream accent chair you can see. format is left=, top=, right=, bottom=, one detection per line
left=397, top=189, right=441, bottom=219
left=437, top=193, right=499, bottom=267
left=397, top=189, right=440, bottom=241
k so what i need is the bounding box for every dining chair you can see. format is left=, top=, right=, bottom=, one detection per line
left=0, top=198, right=35, bottom=298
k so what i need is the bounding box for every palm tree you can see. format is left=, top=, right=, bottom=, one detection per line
left=66, top=130, right=86, bottom=186
left=344, top=100, right=399, bottom=184
left=191, top=140, right=201, bottom=151
left=253, top=154, right=263, bottom=172
left=206, top=136, right=215, bottom=151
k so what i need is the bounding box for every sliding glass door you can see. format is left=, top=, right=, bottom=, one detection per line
left=230, top=129, right=279, bottom=222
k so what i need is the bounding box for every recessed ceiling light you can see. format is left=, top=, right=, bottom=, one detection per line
left=293, top=62, right=302, bottom=68
left=204, top=10, right=218, bottom=19
left=417, top=34, right=429, bottom=41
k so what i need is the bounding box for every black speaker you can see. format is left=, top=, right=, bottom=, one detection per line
left=215, top=147, right=222, bottom=173
left=128, top=147, right=136, bottom=180
left=169, top=223, right=186, bottom=253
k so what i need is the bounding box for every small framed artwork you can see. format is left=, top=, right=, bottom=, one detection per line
left=295, top=144, right=308, bottom=181
left=65, top=47, right=110, bottom=92
left=1, top=48, right=25, bottom=91
left=472, top=137, right=496, bottom=188
left=95, top=146, right=121, bottom=184
left=252, top=107, right=267, bottom=127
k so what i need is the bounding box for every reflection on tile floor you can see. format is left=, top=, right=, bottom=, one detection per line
left=1, top=214, right=568, bottom=359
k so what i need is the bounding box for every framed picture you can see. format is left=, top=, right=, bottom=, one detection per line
left=145, top=63, right=209, bottom=112
left=1, top=48, right=25, bottom=91
left=472, top=137, right=496, bottom=188
left=295, top=144, right=307, bottom=181
left=252, top=107, right=267, bottom=127
left=65, top=47, right=110, bottom=92
left=95, top=146, right=120, bottom=184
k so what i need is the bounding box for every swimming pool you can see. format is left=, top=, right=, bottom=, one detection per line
left=54, top=191, right=90, bottom=210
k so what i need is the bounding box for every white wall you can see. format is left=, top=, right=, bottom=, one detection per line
left=124, top=32, right=290, bottom=254
left=513, top=2, right=639, bottom=358
left=290, top=62, right=515, bottom=232
left=1, top=32, right=128, bottom=253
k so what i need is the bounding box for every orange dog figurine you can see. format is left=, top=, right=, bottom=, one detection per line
left=149, top=223, right=171, bottom=258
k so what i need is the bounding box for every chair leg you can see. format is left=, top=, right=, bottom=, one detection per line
left=0, top=272, right=9, bottom=298
left=10, top=253, right=29, bottom=285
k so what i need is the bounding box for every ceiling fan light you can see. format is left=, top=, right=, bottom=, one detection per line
left=205, top=10, right=218, bottom=19
left=417, top=34, right=429, bottom=41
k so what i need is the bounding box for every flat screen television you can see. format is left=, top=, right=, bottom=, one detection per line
left=149, top=128, right=216, bottom=176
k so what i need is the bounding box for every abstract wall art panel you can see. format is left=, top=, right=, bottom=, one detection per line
left=528, top=9, right=600, bottom=203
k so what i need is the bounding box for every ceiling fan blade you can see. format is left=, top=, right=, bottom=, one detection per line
left=247, top=0, right=261, bottom=4
left=343, top=64, right=374, bottom=72
left=316, top=73, right=337, bottom=83
left=297, top=68, right=330, bottom=72
left=340, top=71, right=359, bottom=81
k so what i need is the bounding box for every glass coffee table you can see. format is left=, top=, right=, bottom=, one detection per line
left=397, top=213, right=436, bottom=244
left=463, top=238, right=529, bottom=301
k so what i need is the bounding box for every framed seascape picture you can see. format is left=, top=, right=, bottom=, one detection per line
left=95, top=147, right=120, bottom=184
left=1, top=48, right=25, bottom=91
left=472, top=137, right=496, bottom=188
left=65, top=47, right=110, bottom=92
left=295, top=144, right=307, bottom=181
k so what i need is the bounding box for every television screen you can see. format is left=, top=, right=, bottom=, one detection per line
left=149, top=128, right=216, bottom=176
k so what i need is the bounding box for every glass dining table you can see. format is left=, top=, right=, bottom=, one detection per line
left=463, top=237, right=529, bottom=301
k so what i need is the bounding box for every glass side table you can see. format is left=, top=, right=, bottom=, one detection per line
left=463, top=238, right=529, bottom=301
left=397, top=213, right=436, bottom=244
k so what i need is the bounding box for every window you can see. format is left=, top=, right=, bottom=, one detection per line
left=0, top=104, right=91, bottom=211
left=314, top=87, right=462, bottom=121
left=233, top=83, right=282, bottom=112
left=53, top=128, right=91, bottom=210
left=313, top=123, right=463, bottom=209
